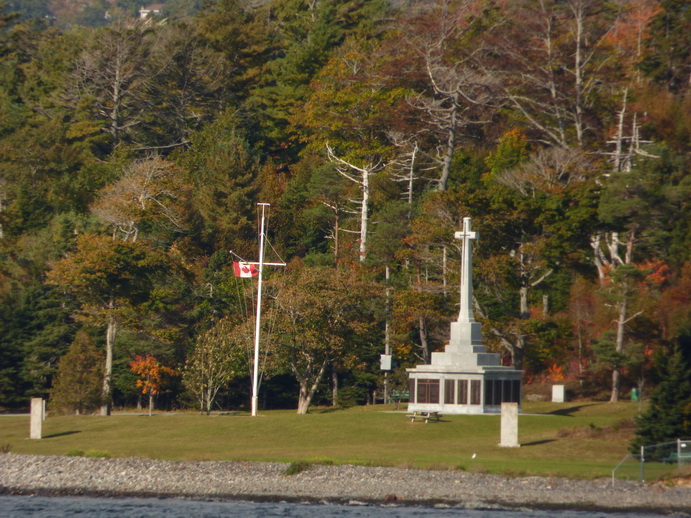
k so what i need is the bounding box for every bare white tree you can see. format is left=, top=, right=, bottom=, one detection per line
left=495, top=0, right=615, bottom=147
left=495, top=146, right=592, bottom=196
left=405, top=2, right=503, bottom=192
left=325, top=143, right=384, bottom=263
left=92, top=155, right=189, bottom=242
left=62, top=17, right=159, bottom=148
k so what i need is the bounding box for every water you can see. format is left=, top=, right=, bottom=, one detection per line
left=0, top=496, right=673, bottom=518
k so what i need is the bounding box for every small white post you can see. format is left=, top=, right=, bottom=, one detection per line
left=30, top=398, right=44, bottom=439
left=552, top=385, right=565, bottom=403
left=499, top=402, right=520, bottom=448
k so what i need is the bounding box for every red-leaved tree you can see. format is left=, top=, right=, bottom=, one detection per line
left=129, top=354, right=178, bottom=416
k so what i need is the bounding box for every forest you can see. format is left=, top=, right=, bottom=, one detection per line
left=0, top=0, right=689, bottom=427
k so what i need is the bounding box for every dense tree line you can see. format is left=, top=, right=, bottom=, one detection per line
left=0, top=1, right=688, bottom=433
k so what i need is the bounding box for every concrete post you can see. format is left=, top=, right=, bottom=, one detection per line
left=30, top=398, right=44, bottom=439
left=552, top=385, right=565, bottom=403
left=499, top=402, right=520, bottom=448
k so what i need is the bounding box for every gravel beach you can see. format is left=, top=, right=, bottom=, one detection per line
left=1, top=454, right=689, bottom=514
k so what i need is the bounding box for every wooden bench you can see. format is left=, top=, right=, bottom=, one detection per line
left=407, top=411, right=441, bottom=423
left=389, top=390, right=410, bottom=409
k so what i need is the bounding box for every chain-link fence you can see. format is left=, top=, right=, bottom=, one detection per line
left=612, top=439, right=691, bottom=486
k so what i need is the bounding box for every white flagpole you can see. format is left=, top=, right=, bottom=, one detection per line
left=251, top=203, right=269, bottom=417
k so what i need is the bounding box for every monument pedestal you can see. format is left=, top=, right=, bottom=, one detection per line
left=407, top=218, right=522, bottom=415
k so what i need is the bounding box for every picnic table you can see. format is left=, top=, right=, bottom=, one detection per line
left=407, top=411, right=442, bottom=423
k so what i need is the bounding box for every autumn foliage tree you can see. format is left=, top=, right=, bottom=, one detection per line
left=0, top=0, right=689, bottom=415
left=47, top=233, right=167, bottom=415
left=270, top=264, right=382, bottom=414
left=129, top=354, right=178, bottom=416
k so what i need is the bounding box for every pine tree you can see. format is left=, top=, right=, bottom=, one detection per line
left=49, top=330, right=103, bottom=415
left=631, top=336, right=691, bottom=452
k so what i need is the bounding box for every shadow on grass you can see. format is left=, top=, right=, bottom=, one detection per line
left=316, top=407, right=348, bottom=414
left=547, top=404, right=598, bottom=417
left=43, top=431, right=81, bottom=439
left=521, top=439, right=556, bottom=447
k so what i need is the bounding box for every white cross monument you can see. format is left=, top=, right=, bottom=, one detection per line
left=407, top=217, right=522, bottom=415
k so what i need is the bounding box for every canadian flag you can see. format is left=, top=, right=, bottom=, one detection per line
left=233, top=261, right=258, bottom=278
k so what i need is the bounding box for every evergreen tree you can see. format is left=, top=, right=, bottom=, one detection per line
left=641, top=0, right=691, bottom=93
left=631, top=336, right=691, bottom=451
left=49, top=330, right=103, bottom=415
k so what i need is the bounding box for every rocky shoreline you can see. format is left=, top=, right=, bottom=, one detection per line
left=1, top=454, right=689, bottom=514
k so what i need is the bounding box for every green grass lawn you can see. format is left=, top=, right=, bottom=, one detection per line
left=0, top=401, right=674, bottom=480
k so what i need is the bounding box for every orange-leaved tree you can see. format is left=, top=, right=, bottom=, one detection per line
left=129, top=354, right=178, bottom=416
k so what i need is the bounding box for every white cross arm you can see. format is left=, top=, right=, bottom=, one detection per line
left=454, top=230, right=477, bottom=240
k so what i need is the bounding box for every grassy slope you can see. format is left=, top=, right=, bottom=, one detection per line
left=0, top=401, right=658, bottom=479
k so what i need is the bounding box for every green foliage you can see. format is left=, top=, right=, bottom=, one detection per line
left=183, top=316, right=249, bottom=414
left=65, top=449, right=111, bottom=457
left=640, top=0, right=691, bottom=93
left=5, top=1, right=49, bottom=21
left=65, top=448, right=85, bottom=456
left=178, top=114, right=259, bottom=252
left=47, top=233, right=167, bottom=317
left=269, top=264, right=382, bottom=413
left=284, top=460, right=311, bottom=475
left=591, top=333, right=644, bottom=376
left=49, top=330, right=103, bottom=415
left=631, top=339, right=691, bottom=450
left=0, top=0, right=688, bottom=414
left=143, top=21, right=229, bottom=147
left=598, top=147, right=690, bottom=262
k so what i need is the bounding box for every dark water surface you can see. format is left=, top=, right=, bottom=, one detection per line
left=0, top=496, right=674, bottom=518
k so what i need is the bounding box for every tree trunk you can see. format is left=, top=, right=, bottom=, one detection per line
left=514, top=283, right=530, bottom=370
left=437, top=104, right=458, bottom=191
left=609, top=229, right=636, bottom=403
left=205, top=384, right=213, bottom=415
left=519, top=285, right=530, bottom=318
left=572, top=0, right=585, bottom=146
left=331, top=365, right=338, bottom=407
left=296, top=360, right=329, bottom=414
left=148, top=392, right=154, bottom=417
left=512, top=334, right=526, bottom=371
left=419, top=316, right=430, bottom=364
left=610, top=292, right=628, bottom=403
left=359, top=168, right=369, bottom=262
left=334, top=209, right=340, bottom=262
left=610, top=368, right=621, bottom=403
left=100, top=312, right=116, bottom=416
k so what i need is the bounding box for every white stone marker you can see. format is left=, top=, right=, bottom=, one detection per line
left=552, top=384, right=565, bottom=403
left=30, top=397, right=44, bottom=439
left=499, top=402, right=520, bottom=448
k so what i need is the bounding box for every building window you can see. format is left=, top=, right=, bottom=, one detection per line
left=503, top=378, right=513, bottom=402
left=417, top=379, right=440, bottom=404
left=458, top=379, right=468, bottom=404
left=444, top=379, right=456, bottom=404
left=484, top=379, right=495, bottom=405
left=470, top=379, right=481, bottom=405
left=484, top=379, right=522, bottom=405
left=511, top=380, right=521, bottom=403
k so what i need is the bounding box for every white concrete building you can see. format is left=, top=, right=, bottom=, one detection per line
left=139, top=4, right=163, bottom=20
left=407, top=218, right=522, bottom=414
